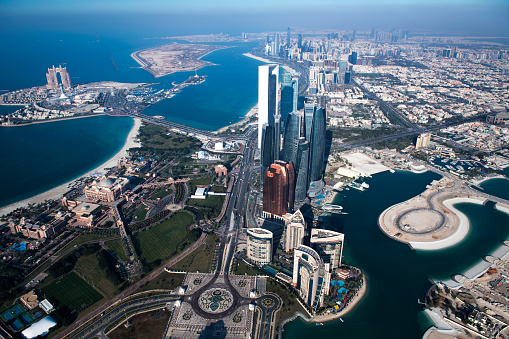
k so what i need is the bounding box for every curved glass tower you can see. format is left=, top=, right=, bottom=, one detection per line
left=309, top=107, right=326, bottom=182
left=282, top=111, right=301, bottom=165
left=294, top=137, right=310, bottom=203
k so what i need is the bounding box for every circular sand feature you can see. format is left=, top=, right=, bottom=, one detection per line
left=397, top=209, right=445, bottom=234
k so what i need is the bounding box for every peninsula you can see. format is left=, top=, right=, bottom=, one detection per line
left=131, top=42, right=230, bottom=78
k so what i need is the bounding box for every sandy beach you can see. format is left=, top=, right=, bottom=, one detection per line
left=215, top=104, right=258, bottom=133
left=0, top=117, right=142, bottom=216
left=470, top=174, right=508, bottom=186
left=243, top=53, right=297, bottom=73
left=312, top=273, right=367, bottom=322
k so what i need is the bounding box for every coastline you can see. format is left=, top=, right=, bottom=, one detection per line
left=470, top=174, right=508, bottom=186
left=243, top=53, right=297, bottom=73
left=0, top=113, right=106, bottom=128
left=312, top=273, right=366, bottom=322
left=215, top=104, right=258, bottom=133
left=0, top=117, right=142, bottom=216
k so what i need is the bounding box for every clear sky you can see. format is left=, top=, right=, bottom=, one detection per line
left=1, top=0, right=508, bottom=35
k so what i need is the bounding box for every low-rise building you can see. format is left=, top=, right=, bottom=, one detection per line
left=83, top=176, right=129, bottom=202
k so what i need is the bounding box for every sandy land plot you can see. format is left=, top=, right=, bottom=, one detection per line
left=342, top=152, right=390, bottom=176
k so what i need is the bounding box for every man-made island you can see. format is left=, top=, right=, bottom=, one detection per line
left=131, top=42, right=230, bottom=78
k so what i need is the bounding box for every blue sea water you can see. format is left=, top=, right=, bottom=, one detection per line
left=0, top=20, right=262, bottom=209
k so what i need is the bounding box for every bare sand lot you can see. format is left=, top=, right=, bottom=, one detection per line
left=131, top=43, right=230, bottom=78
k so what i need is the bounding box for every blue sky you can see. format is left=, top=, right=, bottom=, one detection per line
left=1, top=0, right=508, bottom=35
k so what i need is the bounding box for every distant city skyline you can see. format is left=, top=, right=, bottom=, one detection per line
left=1, top=0, right=508, bottom=35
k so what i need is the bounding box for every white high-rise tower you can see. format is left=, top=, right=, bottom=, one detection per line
left=258, top=64, right=280, bottom=149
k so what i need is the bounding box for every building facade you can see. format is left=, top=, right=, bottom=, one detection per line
left=246, top=228, right=273, bottom=266
left=292, top=245, right=330, bottom=309
left=46, top=65, right=71, bottom=90
left=258, top=64, right=279, bottom=148
left=310, top=228, right=344, bottom=269
left=283, top=209, right=306, bottom=252
left=294, top=138, right=310, bottom=203
left=84, top=176, right=129, bottom=203
left=309, top=107, right=326, bottom=182
left=263, top=161, right=295, bottom=217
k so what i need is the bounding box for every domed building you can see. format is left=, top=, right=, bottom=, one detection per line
left=84, top=176, right=129, bottom=202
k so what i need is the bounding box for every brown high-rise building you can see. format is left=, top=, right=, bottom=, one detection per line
left=263, top=160, right=295, bottom=217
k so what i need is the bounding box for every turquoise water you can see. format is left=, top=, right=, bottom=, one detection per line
left=283, top=170, right=509, bottom=338
left=479, top=177, right=509, bottom=200
left=0, top=25, right=261, bottom=208
left=0, top=115, right=133, bottom=208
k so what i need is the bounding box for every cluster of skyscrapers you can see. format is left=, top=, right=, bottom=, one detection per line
left=247, top=61, right=341, bottom=311
left=245, top=207, right=345, bottom=310
left=259, top=64, right=326, bottom=216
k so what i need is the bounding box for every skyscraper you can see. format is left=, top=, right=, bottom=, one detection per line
left=348, top=51, right=358, bottom=65
left=292, top=245, right=330, bottom=309
left=283, top=209, right=306, bottom=252
left=263, top=160, right=295, bottom=217
left=287, top=27, right=291, bottom=48
left=310, top=229, right=344, bottom=269
left=303, top=103, right=315, bottom=141
left=294, top=137, right=310, bottom=203
left=280, top=73, right=299, bottom=119
left=297, top=34, right=303, bottom=49
left=274, top=33, right=280, bottom=57
left=274, top=114, right=281, bottom=161
left=282, top=111, right=302, bottom=165
left=46, top=65, right=71, bottom=90
left=258, top=64, right=280, bottom=149
left=309, top=107, right=326, bottom=182
left=260, top=123, right=274, bottom=175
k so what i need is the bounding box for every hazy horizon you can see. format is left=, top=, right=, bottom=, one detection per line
left=1, top=0, right=508, bottom=38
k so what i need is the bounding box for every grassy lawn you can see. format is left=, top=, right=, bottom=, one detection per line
left=132, top=212, right=193, bottom=266
left=266, top=279, right=308, bottom=330
left=108, top=309, right=171, bottom=339
left=135, top=272, right=185, bottom=293
left=187, top=176, right=212, bottom=193
left=187, top=195, right=224, bottom=208
left=137, top=124, right=202, bottom=151
left=169, top=234, right=218, bottom=272
left=73, top=254, right=119, bottom=298
left=105, top=239, right=129, bottom=262
left=133, top=204, right=149, bottom=221
left=41, top=271, right=103, bottom=313
left=56, top=233, right=119, bottom=255
left=149, top=188, right=173, bottom=200
left=234, top=260, right=265, bottom=276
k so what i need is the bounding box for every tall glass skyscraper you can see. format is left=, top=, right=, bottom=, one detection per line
left=258, top=64, right=279, bottom=149
left=304, top=103, right=315, bottom=141
left=281, top=73, right=298, bottom=120
left=274, top=113, right=281, bottom=161
left=260, top=123, right=274, bottom=175
left=282, top=111, right=302, bottom=165
left=294, top=137, right=310, bottom=203
left=309, top=107, right=326, bottom=182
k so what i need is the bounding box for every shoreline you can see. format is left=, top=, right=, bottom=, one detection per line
left=131, top=45, right=230, bottom=79
left=215, top=104, right=258, bottom=133
left=471, top=174, right=508, bottom=186
left=0, top=117, right=142, bottom=216
left=0, top=113, right=107, bottom=128
left=243, top=52, right=297, bottom=73
left=312, top=273, right=367, bottom=323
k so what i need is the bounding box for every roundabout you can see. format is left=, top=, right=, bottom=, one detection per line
left=197, top=288, right=234, bottom=314
left=396, top=208, right=445, bottom=234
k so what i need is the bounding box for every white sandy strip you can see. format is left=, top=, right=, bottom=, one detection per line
left=242, top=53, right=296, bottom=73
left=470, top=174, right=508, bottom=186
left=423, top=309, right=458, bottom=336
left=0, top=117, right=142, bottom=216
left=409, top=197, right=485, bottom=251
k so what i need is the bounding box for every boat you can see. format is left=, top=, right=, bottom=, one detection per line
left=339, top=318, right=344, bottom=322
left=348, top=182, right=365, bottom=191
left=389, top=169, right=395, bottom=173
left=316, top=323, right=324, bottom=326
left=361, top=182, right=370, bottom=189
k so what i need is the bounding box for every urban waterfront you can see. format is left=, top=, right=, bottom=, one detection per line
left=0, top=28, right=262, bottom=208
left=284, top=170, right=509, bottom=338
